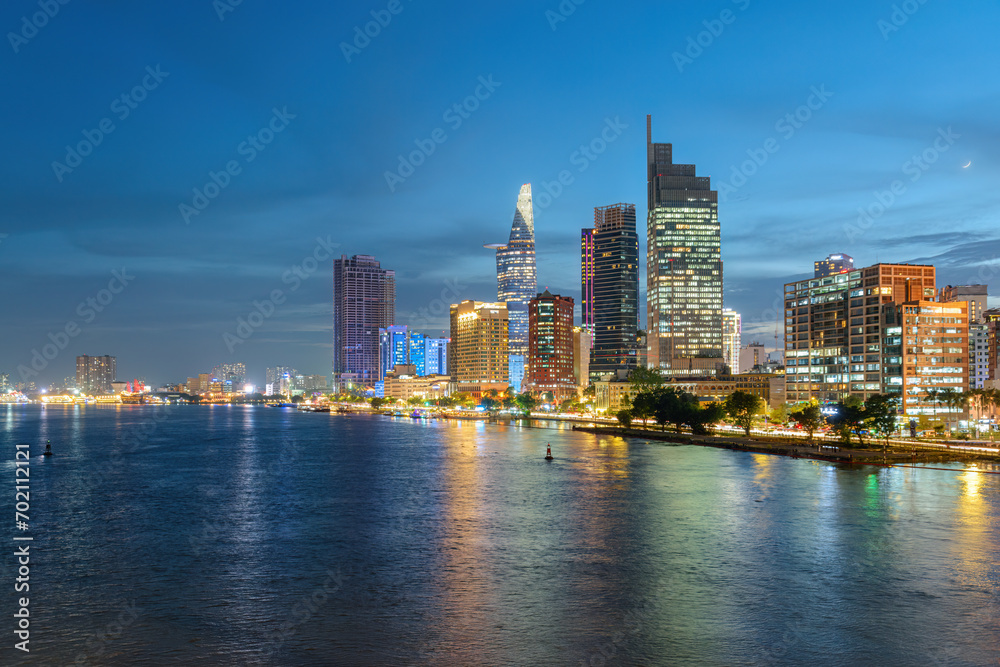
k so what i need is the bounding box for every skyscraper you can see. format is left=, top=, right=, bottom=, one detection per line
left=588, top=203, right=639, bottom=378
left=332, top=254, right=395, bottom=392
left=646, top=116, right=723, bottom=375
left=580, top=228, right=595, bottom=330
left=525, top=291, right=576, bottom=402
left=485, top=184, right=537, bottom=392
left=76, top=355, right=116, bottom=394
left=722, top=308, right=741, bottom=372
left=379, top=325, right=410, bottom=379
left=409, top=332, right=426, bottom=376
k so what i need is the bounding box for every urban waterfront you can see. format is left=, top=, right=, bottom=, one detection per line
left=3, top=405, right=999, bottom=665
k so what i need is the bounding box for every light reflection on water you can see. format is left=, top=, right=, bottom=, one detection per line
left=1, top=405, right=998, bottom=666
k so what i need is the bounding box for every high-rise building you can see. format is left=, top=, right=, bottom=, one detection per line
left=379, top=325, right=410, bottom=380
left=646, top=116, right=723, bottom=375
left=969, top=323, right=989, bottom=389
left=76, top=355, right=116, bottom=394
left=485, top=184, right=537, bottom=392
left=0, top=373, right=9, bottom=391
left=814, top=253, right=854, bottom=278
left=722, top=308, right=741, bottom=372
left=883, top=300, right=969, bottom=416
left=784, top=262, right=936, bottom=404
left=409, top=332, right=426, bottom=376
left=332, top=254, right=395, bottom=392
left=449, top=301, right=509, bottom=393
left=588, top=203, right=639, bottom=379
left=525, top=291, right=576, bottom=402
left=573, top=326, right=592, bottom=391
left=580, top=228, right=595, bottom=329
left=425, top=337, right=449, bottom=376
left=939, top=284, right=988, bottom=323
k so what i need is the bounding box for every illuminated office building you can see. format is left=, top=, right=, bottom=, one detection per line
left=448, top=300, right=509, bottom=394
left=645, top=115, right=722, bottom=375
left=814, top=253, right=854, bottom=278
left=722, top=308, right=741, bottom=372
left=525, top=291, right=576, bottom=402
left=332, top=254, right=395, bottom=392
left=485, top=184, right=537, bottom=392
left=425, top=337, right=449, bottom=376
left=580, top=228, right=595, bottom=329
left=588, top=203, right=639, bottom=378
left=784, top=262, right=937, bottom=404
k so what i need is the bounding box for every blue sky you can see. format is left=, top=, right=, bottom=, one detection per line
left=1, top=0, right=998, bottom=386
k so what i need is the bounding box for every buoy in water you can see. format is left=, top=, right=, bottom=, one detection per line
left=43, top=440, right=53, bottom=456
left=544, top=444, right=553, bottom=461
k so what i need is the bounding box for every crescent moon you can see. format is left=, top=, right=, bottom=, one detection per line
left=963, top=161, right=972, bottom=168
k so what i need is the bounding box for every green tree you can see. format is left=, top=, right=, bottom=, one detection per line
left=407, top=396, right=424, bottom=407
left=616, top=409, right=633, bottom=428
left=481, top=396, right=501, bottom=412
left=864, top=393, right=899, bottom=447
left=828, top=396, right=866, bottom=447
left=632, top=391, right=658, bottom=427
left=629, top=367, right=665, bottom=394
left=370, top=396, right=388, bottom=410
left=724, top=391, right=764, bottom=436
left=790, top=404, right=824, bottom=442
left=691, top=402, right=725, bottom=435
left=514, top=392, right=538, bottom=416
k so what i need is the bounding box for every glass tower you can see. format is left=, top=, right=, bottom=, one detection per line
left=589, top=203, right=639, bottom=378
left=646, top=115, right=722, bottom=373
left=485, top=184, right=537, bottom=392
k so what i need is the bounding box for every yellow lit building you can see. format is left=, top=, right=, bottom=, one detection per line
left=449, top=300, right=509, bottom=395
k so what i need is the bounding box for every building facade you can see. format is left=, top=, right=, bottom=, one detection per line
left=332, top=254, right=395, bottom=392
left=814, top=253, right=854, bottom=278
left=580, top=228, right=595, bottom=330
left=588, top=203, right=639, bottom=378
left=485, top=184, right=537, bottom=392
left=939, top=284, right=988, bottom=324
left=722, top=308, right=741, bottom=372
left=646, top=115, right=722, bottom=374
left=449, top=300, right=509, bottom=388
left=889, top=300, right=969, bottom=416
left=525, top=291, right=576, bottom=402
left=379, top=325, right=411, bottom=380
left=425, top=337, right=449, bottom=376
left=573, top=326, right=592, bottom=392
left=76, top=355, right=116, bottom=394
left=738, top=342, right=767, bottom=374
left=784, top=262, right=937, bottom=405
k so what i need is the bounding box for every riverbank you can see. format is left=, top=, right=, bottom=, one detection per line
left=572, top=424, right=1000, bottom=465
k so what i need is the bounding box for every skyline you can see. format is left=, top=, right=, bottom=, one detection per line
left=3, top=1, right=999, bottom=386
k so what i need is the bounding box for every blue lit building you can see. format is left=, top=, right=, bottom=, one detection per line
left=484, top=184, right=537, bottom=392
left=409, top=333, right=426, bottom=376
left=379, top=325, right=410, bottom=380
left=425, top=337, right=449, bottom=376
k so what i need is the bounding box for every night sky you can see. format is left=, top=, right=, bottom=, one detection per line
left=2, top=1, right=997, bottom=387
